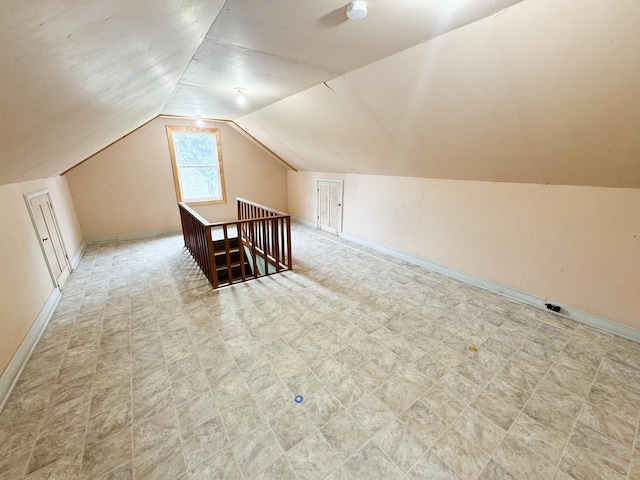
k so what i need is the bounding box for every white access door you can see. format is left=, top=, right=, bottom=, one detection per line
left=27, top=192, right=71, bottom=288
left=317, top=180, right=342, bottom=235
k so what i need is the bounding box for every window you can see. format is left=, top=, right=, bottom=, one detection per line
left=166, top=125, right=226, bottom=204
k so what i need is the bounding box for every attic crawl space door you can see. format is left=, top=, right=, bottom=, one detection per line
left=25, top=191, right=71, bottom=289
left=317, top=180, right=343, bottom=235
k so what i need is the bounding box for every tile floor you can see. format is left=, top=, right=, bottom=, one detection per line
left=1, top=224, right=640, bottom=480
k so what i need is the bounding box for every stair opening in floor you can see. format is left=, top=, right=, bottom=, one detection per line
left=212, top=233, right=251, bottom=286
left=179, top=198, right=292, bottom=289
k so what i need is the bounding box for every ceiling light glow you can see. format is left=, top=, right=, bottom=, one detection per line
left=235, top=87, right=247, bottom=105
left=195, top=115, right=204, bottom=127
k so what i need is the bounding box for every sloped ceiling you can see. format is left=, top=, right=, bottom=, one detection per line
left=2, top=0, right=639, bottom=188
left=0, top=0, right=225, bottom=185
left=0, top=0, right=524, bottom=185
left=237, top=0, right=640, bottom=187
left=163, top=0, right=526, bottom=119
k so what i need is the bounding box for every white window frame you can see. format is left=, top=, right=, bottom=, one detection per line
left=166, top=125, right=227, bottom=205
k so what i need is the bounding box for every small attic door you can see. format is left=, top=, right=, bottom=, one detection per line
left=317, top=179, right=343, bottom=235
left=25, top=190, right=71, bottom=289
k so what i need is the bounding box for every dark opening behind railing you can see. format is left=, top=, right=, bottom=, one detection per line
left=179, top=198, right=292, bottom=289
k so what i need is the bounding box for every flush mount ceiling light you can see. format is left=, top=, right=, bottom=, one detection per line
left=347, top=1, right=367, bottom=20
left=194, top=115, right=204, bottom=127
left=235, top=87, right=246, bottom=105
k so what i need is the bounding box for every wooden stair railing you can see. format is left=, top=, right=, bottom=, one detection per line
left=179, top=199, right=292, bottom=289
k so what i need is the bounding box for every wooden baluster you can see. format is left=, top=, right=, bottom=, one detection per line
left=256, top=212, right=260, bottom=247
left=285, top=217, right=292, bottom=269
left=250, top=221, right=258, bottom=277
left=261, top=219, right=268, bottom=276
left=207, top=225, right=218, bottom=288
left=276, top=218, right=281, bottom=270
left=273, top=218, right=277, bottom=268
left=200, top=223, right=206, bottom=279
left=205, top=224, right=212, bottom=281
left=267, top=218, right=272, bottom=269
left=180, top=206, right=186, bottom=247
left=221, top=224, right=231, bottom=285
left=237, top=221, right=246, bottom=281
left=279, top=217, right=285, bottom=270
left=269, top=218, right=274, bottom=270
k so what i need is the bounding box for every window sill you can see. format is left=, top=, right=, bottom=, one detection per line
left=183, top=199, right=227, bottom=206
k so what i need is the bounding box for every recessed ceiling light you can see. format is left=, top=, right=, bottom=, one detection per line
left=347, top=1, right=367, bottom=20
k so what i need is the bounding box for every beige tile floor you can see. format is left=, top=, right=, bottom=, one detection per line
left=2, top=224, right=640, bottom=480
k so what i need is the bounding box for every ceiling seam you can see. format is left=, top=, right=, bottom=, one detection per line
left=160, top=0, right=231, bottom=113
left=201, top=38, right=342, bottom=75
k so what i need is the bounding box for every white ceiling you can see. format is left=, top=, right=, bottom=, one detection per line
left=0, top=0, right=525, bottom=185
left=235, top=0, right=640, bottom=187
left=163, top=0, right=527, bottom=118
left=0, top=0, right=224, bottom=185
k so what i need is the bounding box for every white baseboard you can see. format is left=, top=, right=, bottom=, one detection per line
left=86, top=228, right=182, bottom=245
left=292, top=216, right=316, bottom=229
left=70, top=241, right=86, bottom=269
left=339, top=232, right=640, bottom=342
left=0, top=288, right=62, bottom=412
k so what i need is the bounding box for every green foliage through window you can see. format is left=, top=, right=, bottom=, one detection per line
left=167, top=126, right=226, bottom=203
left=174, top=133, right=216, bottom=167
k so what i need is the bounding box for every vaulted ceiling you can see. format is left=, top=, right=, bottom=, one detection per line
left=1, top=0, right=639, bottom=188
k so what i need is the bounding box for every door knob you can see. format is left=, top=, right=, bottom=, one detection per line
left=42, top=237, right=49, bottom=241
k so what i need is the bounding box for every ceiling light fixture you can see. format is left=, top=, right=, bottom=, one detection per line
left=195, top=115, right=204, bottom=127
left=347, top=1, right=367, bottom=20
left=235, top=88, right=246, bottom=105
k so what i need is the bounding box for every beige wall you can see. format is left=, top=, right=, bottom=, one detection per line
left=288, top=171, right=640, bottom=330
left=238, top=0, right=640, bottom=188
left=286, top=171, right=345, bottom=225
left=0, top=176, right=83, bottom=375
left=66, top=117, right=289, bottom=240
